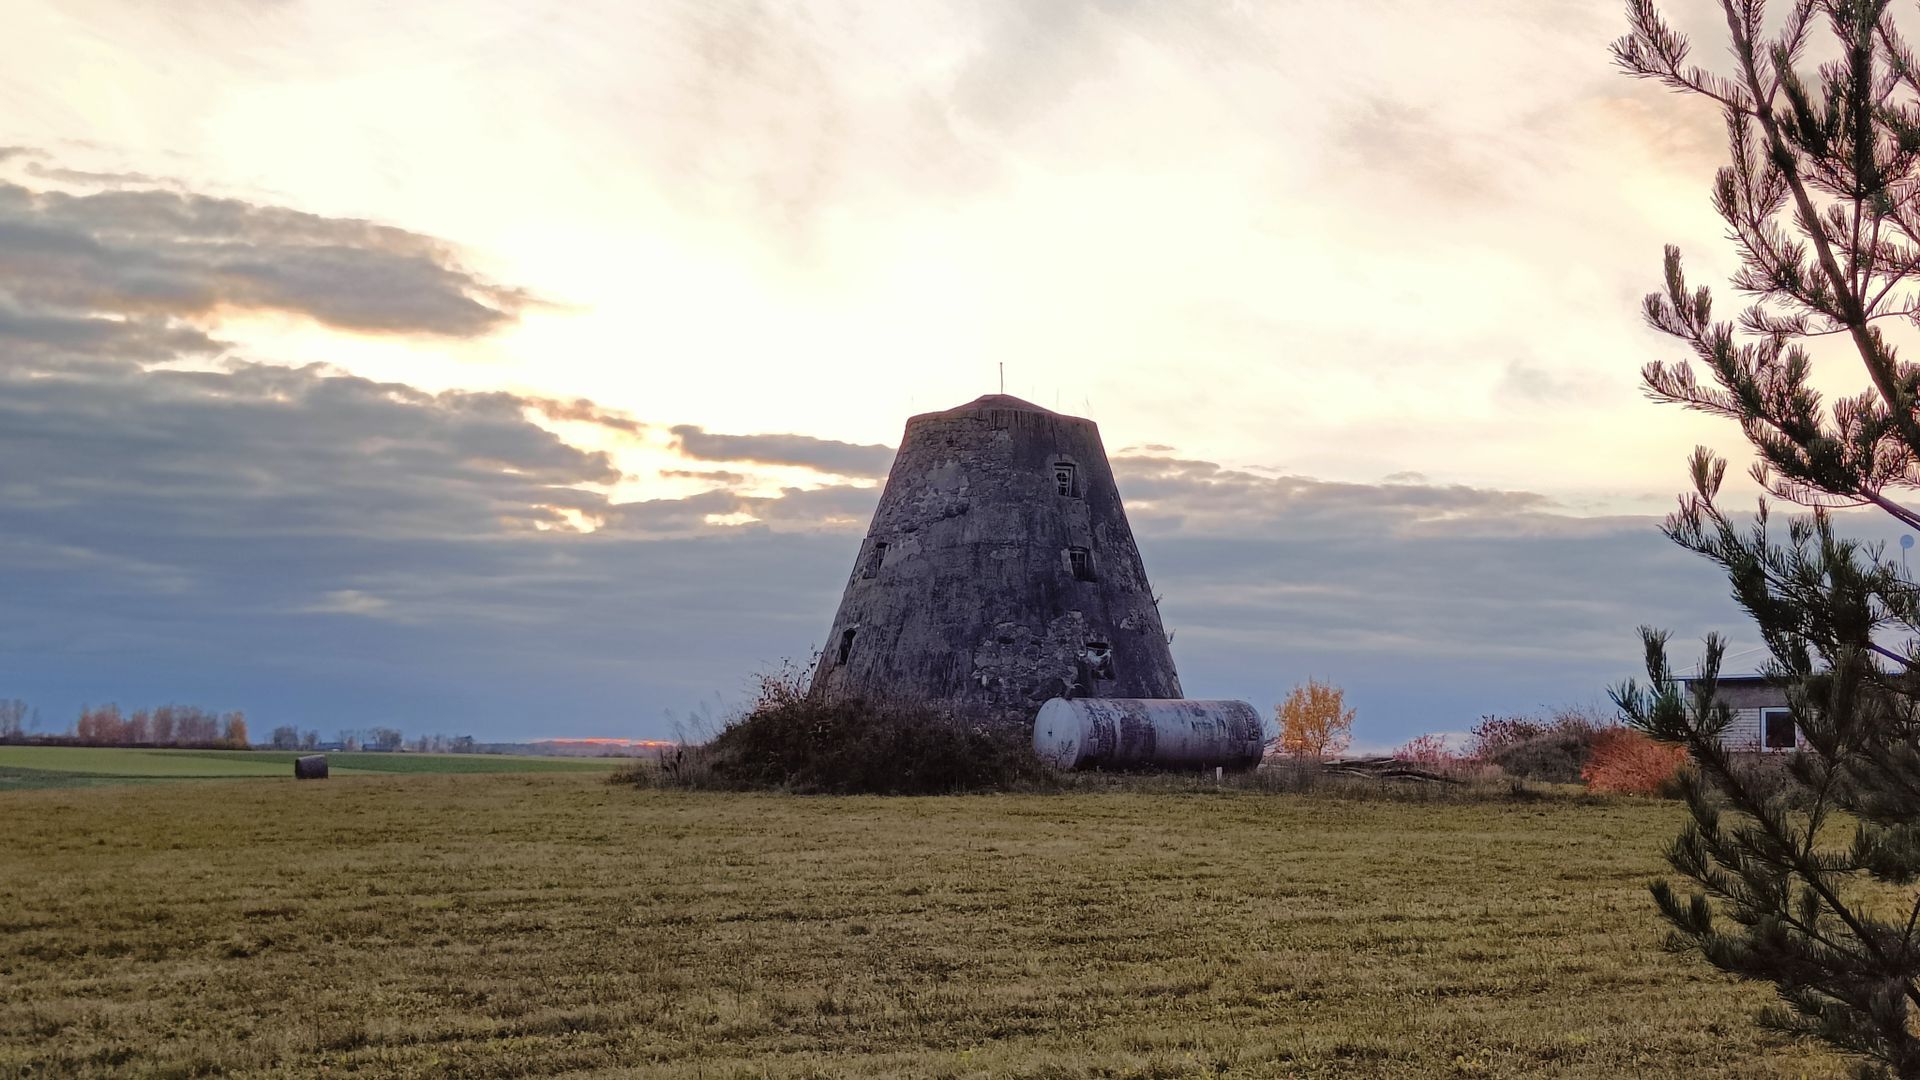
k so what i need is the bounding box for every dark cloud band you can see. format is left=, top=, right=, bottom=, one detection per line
left=0, top=180, right=525, bottom=337
left=669, top=423, right=894, bottom=477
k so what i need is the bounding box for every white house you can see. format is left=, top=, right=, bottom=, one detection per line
left=1684, top=674, right=1798, bottom=753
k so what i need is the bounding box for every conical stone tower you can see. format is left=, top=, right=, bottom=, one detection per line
left=810, top=394, right=1181, bottom=729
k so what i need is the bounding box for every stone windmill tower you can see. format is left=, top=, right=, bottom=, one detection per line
left=810, top=394, right=1181, bottom=729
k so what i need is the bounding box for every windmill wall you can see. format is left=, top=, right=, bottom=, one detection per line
left=810, top=394, right=1181, bottom=729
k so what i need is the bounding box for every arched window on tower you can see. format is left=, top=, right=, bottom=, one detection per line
left=1068, top=546, right=1096, bottom=582
left=1084, top=641, right=1114, bottom=681
left=862, top=541, right=889, bottom=579
left=836, top=628, right=857, bottom=666
left=1054, top=462, right=1079, bottom=498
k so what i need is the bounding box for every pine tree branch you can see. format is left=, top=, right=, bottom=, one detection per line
left=1726, top=1, right=1920, bottom=462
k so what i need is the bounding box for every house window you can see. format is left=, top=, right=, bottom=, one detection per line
left=862, top=541, right=888, bottom=579
left=1762, top=709, right=1795, bottom=750
left=1084, top=642, right=1114, bottom=681
left=1054, top=462, right=1079, bottom=498
left=1068, top=546, right=1096, bottom=582
left=836, top=628, right=857, bottom=667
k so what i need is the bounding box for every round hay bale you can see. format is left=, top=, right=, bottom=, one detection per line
left=294, top=754, right=329, bottom=780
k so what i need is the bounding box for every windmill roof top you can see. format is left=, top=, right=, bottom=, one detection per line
left=923, top=394, right=1107, bottom=425
left=942, top=394, right=1055, bottom=415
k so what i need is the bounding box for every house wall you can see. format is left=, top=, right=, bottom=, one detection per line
left=1705, top=682, right=1791, bottom=752
left=1721, top=707, right=1771, bottom=752
left=1711, top=682, right=1786, bottom=710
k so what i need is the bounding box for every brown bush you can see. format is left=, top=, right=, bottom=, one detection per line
left=1391, top=734, right=1506, bottom=784
left=1395, top=733, right=1455, bottom=765
left=1481, top=707, right=1612, bottom=783
left=1580, top=728, right=1688, bottom=796
left=614, top=664, right=1052, bottom=795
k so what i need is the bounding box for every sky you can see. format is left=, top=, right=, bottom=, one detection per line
left=0, top=0, right=1886, bottom=747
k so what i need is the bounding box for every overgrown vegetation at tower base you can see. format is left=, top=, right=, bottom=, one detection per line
left=616, top=668, right=1052, bottom=794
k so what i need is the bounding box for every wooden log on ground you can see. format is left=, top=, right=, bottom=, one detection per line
left=1262, top=755, right=1464, bottom=784
left=1322, top=756, right=1463, bottom=784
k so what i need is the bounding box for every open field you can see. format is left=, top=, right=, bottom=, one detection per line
left=0, top=746, right=622, bottom=790
left=0, top=773, right=1847, bottom=1079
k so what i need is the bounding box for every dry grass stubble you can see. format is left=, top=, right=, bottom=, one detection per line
left=0, top=773, right=1847, bottom=1078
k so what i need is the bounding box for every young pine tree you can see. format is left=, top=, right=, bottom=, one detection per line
left=1611, top=1, right=1920, bottom=1074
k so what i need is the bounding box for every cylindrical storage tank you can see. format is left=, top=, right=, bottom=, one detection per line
left=294, top=754, right=329, bottom=780
left=1033, top=698, right=1264, bottom=771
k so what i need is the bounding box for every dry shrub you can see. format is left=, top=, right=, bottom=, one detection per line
left=1467, top=715, right=1547, bottom=759
left=1395, top=733, right=1455, bottom=766
left=1580, top=728, right=1688, bottom=796
left=614, top=665, right=1051, bottom=795
left=1479, top=707, right=1612, bottom=783
left=1393, top=733, right=1504, bottom=783
left=1723, top=751, right=1817, bottom=810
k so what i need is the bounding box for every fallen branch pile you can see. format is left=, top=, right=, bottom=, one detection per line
left=1316, top=756, right=1464, bottom=784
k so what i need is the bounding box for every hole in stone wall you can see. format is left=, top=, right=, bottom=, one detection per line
left=1068, top=546, right=1096, bottom=582
left=836, top=628, right=857, bottom=666
left=1054, top=462, right=1079, bottom=498
left=862, top=541, right=889, bottom=579
left=1085, top=642, right=1114, bottom=681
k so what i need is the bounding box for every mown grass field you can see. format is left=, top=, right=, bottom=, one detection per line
left=0, top=746, right=620, bottom=790
left=0, top=772, right=1848, bottom=1078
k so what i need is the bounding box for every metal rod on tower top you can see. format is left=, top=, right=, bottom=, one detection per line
left=999, top=362, right=1004, bottom=394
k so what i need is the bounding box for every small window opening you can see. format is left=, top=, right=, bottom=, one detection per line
left=1054, top=462, right=1079, bottom=498
left=1085, top=642, right=1114, bottom=681
left=1763, top=708, right=1796, bottom=750
left=862, top=541, right=889, bottom=579
left=1068, top=546, right=1096, bottom=582
left=836, top=628, right=857, bottom=666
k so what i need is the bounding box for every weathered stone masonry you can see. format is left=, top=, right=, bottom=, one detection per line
left=810, top=394, right=1181, bottom=729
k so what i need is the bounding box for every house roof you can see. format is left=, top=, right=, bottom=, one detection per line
left=1671, top=643, right=1778, bottom=683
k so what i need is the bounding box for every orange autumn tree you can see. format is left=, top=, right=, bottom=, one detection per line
left=1274, top=678, right=1354, bottom=760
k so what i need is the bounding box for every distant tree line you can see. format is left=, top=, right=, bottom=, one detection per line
left=74, top=704, right=249, bottom=748
left=291, top=728, right=476, bottom=753
left=0, top=698, right=255, bottom=747
left=0, top=699, right=37, bottom=739
left=3, top=698, right=495, bottom=756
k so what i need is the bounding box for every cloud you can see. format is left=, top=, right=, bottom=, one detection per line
left=0, top=178, right=527, bottom=337
left=0, top=350, right=1745, bottom=742
left=513, top=394, right=645, bottom=435
left=668, top=423, right=894, bottom=477
left=0, top=157, right=1757, bottom=746
left=1331, top=96, right=1507, bottom=204
left=302, top=590, right=399, bottom=619
left=23, top=160, right=186, bottom=190
left=662, top=468, right=748, bottom=484
left=1496, top=358, right=1609, bottom=404
left=1111, top=455, right=1559, bottom=538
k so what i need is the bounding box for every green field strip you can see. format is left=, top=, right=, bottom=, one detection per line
left=0, top=746, right=623, bottom=781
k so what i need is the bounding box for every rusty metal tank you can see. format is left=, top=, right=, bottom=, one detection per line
left=1032, top=697, right=1264, bottom=771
